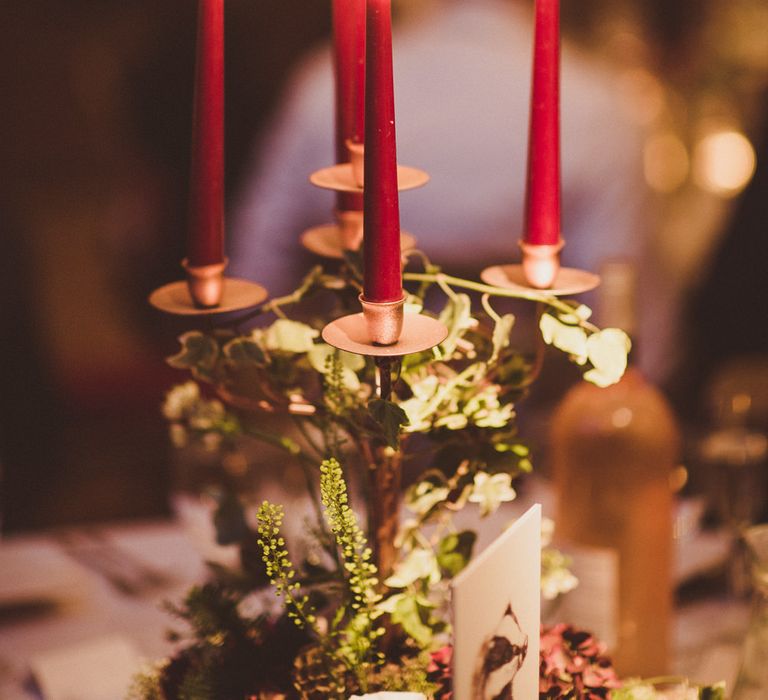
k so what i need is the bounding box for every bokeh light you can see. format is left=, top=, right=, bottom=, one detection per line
left=619, top=68, right=666, bottom=126
left=644, top=131, right=689, bottom=193
left=693, top=130, right=756, bottom=196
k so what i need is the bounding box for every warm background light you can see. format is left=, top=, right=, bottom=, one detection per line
left=644, top=131, right=689, bottom=193
left=619, top=68, right=665, bottom=127
left=693, top=130, right=756, bottom=196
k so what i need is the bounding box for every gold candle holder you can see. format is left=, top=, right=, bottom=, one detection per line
left=183, top=258, right=227, bottom=308
left=359, top=293, right=406, bottom=346
left=480, top=239, right=599, bottom=297
left=346, top=139, right=365, bottom=188
left=148, top=257, right=268, bottom=316
left=519, top=240, right=564, bottom=290
left=337, top=209, right=364, bottom=250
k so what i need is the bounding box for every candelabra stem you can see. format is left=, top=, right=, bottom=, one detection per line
left=375, top=356, right=398, bottom=400
left=367, top=445, right=402, bottom=579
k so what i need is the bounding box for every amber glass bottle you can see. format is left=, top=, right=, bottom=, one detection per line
left=550, top=262, right=680, bottom=676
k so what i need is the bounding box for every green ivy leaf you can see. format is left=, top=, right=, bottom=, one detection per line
left=438, top=293, right=473, bottom=357
left=557, top=303, right=592, bottom=325
left=308, top=344, right=365, bottom=391
left=489, top=313, right=516, bottom=365
left=308, top=343, right=365, bottom=374
left=262, top=319, right=319, bottom=354
left=700, top=682, right=727, bottom=700
left=583, top=328, right=631, bottom=387
left=539, top=313, right=588, bottom=364
left=436, top=530, right=477, bottom=578
left=403, top=294, right=424, bottom=314
left=405, top=479, right=450, bottom=515
left=222, top=337, right=266, bottom=366
left=368, top=398, right=409, bottom=448
left=167, top=332, right=219, bottom=371
left=387, top=593, right=434, bottom=648
left=385, top=549, right=440, bottom=588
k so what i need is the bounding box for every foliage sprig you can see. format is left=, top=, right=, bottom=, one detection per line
left=256, top=501, right=319, bottom=632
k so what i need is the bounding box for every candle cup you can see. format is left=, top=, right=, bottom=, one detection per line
left=519, top=240, right=564, bottom=289
left=336, top=209, right=364, bottom=250
left=183, top=257, right=227, bottom=308
left=346, top=139, right=365, bottom=187
left=360, top=293, right=406, bottom=345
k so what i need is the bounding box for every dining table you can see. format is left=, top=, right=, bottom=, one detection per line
left=0, top=488, right=750, bottom=699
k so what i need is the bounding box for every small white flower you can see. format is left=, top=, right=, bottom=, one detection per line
left=468, top=472, right=517, bottom=516
left=406, top=481, right=450, bottom=515
left=162, top=381, right=200, bottom=420
left=541, top=517, right=555, bottom=548
left=541, top=565, right=579, bottom=601
left=434, top=413, right=468, bottom=430
left=473, top=403, right=514, bottom=428
left=541, top=545, right=579, bottom=600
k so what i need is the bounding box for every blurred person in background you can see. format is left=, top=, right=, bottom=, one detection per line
left=3, top=0, right=738, bottom=529
left=670, top=89, right=768, bottom=431
left=228, top=0, right=675, bottom=377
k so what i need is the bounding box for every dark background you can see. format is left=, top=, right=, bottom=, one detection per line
left=0, top=1, right=332, bottom=530
left=1, top=0, right=763, bottom=532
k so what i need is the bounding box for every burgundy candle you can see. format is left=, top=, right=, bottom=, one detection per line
left=187, top=0, right=225, bottom=267
left=332, top=0, right=365, bottom=212
left=523, top=0, right=561, bottom=247
left=362, top=0, right=402, bottom=303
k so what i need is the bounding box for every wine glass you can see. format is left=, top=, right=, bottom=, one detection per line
left=700, top=358, right=768, bottom=595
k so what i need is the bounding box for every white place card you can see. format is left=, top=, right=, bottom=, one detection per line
left=0, top=541, right=91, bottom=607
left=31, top=634, right=142, bottom=700
left=451, top=504, right=541, bottom=700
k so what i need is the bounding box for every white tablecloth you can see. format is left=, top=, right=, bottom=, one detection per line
left=0, top=513, right=749, bottom=699
left=0, top=521, right=207, bottom=699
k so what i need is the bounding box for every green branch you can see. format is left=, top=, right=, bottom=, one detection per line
left=403, top=271, right=598, bottom=330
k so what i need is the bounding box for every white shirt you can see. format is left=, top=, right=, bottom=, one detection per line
left=230, top=0, right=655, bottom=367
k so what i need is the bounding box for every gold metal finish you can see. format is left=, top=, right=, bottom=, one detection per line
left=183, top=258, right=227, bottom=307
left=148, top=276, right=268, bottom=316
left=337, top=209, right=364, bottom=249
left=300, top=222, right=416, bottom=260
left=309, top=163, right=429, bottom=193
left=346, top=139, right=365, bottom=187
left=322, top=311, right=448, bottom=357
left=480, top=263, right=600, bottom=297
left=518, top=240, right=565, bottom=289
left=359, top=293, right=406, bottom=346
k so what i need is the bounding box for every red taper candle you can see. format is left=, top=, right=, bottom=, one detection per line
left=187, top=0, right=225, bottom=267
left=523, top=0, right=561, bottom=247
left=332, top=0, right=365, bottom=212
left=362, top=0, right=402, bottom=303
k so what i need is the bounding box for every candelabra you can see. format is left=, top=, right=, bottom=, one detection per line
left=148, top=264, right=268, bottom=317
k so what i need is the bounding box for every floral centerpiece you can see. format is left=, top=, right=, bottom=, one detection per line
left=131, top=255, right=723, bottom=699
